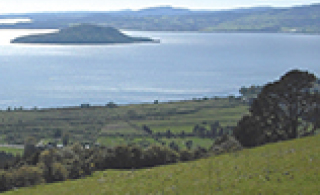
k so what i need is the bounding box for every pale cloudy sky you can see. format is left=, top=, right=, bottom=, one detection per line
left=1, top=0, right=320, bottom=14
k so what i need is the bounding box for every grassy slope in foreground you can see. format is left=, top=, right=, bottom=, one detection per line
left=5, top=135, right=320, bottom=195
left=10, top=24, right=156, bottom=44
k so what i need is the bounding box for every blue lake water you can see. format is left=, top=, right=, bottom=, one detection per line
left=0, top=30, right=320, bottom=109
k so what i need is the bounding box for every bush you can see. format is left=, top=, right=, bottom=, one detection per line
left=23, top=137, right=38, bottom=158
left=102, top=145, right=130, bottom=169
left=143, top=145, right=180, bottom=167
left=90, top=149, right=106, bottom=170
left=211, top=135, right=243, bottom=155
left=185, top=140, right=193, bottom=150
left=0, top=151, right=14, bottom=162
left=169, top=141, right=180, bottom=151
left=64, top=157, right=83, bottom=179
left=0, top=141, right=217, bottom=193
left=70, top=142, right=84, bottom=155
left=13, top=165, right=44, bottom=188
left=0, top=170, right=13, bottom=192
left=129, top=145, right=143, bottom=168
left=51, top=162, right=68, bottom=182
left=193, top=147, right=208, bottom=159
left=233, top=115, right=265, bottom=147
left=179, top=150, right=194, bottom=161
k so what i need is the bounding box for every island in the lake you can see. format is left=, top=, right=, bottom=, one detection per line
left=10, top=24, right=158, bottom=44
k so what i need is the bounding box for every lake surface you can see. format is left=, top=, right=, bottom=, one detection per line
left=0, top=29, right=320, bottom=109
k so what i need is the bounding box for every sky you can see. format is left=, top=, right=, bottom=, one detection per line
left=1, top=0, right=320, bottom=14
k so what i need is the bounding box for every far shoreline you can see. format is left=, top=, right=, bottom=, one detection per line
left=1, top=27, right=319, bottom=37
left=0, top=95, right=240, bottom=111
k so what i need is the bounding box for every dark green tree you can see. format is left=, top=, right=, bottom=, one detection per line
left=54, top=129, right=62, bottom=138
left=106, top=102, right=117, bottom=108
left=192, top=124, right=207, bottom=137
left=62, top=132, right=70, bottom=146
left=165, top=129, right=173, bottom=138
left=185, top=140, right=193, bottom=150
left=169, top=141, right=180, bottom=151
left=210, top=121, right=221, bottom=138
left=142, top=125, right=153, bottom=134
left=234, top=69, right=318, bottom=147
left=302, top=93, right=320, bottom=136
left=233, top=115, right=265, bottom=147
left=23, top=136, right=38, bottom=158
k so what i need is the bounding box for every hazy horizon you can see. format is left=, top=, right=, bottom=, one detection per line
left=1, top=0, right=320, bottom=14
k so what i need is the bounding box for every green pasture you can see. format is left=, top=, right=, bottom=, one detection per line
left=0, top=98, right=248, bottom=145
left=131, top=104, right=248, bottom=133
left=0, top=147, right=23, bottom=155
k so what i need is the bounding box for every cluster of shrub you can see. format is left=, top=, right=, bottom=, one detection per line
left=143, top=121, right=233, bottom=140
left=0, top=152, right=15, bottom=167
left=0, top=134, right=242, bottom=193
left=141, top=121, right=235, bottom=151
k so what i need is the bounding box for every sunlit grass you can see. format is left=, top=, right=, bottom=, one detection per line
left=134, top=105, right=248, bottom=133
left=0, top=147, right=23, bottom=155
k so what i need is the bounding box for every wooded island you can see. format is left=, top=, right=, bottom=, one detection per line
left=10, top=24, right=157, bottom=44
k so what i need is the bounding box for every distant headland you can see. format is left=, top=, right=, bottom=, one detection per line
left=10, top=24, right=158, bottom=45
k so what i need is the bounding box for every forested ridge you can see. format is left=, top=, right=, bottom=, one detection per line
left=1, top=4, right=320, bottom=34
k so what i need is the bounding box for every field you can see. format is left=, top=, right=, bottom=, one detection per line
left=0, top=147, right=23, bottom=155
left=0, top=98, right=248, bottom=149
left=4, top=134, right=319, bottom=195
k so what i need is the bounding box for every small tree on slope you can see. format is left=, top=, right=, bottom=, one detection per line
left=234, top=69, right=319, bottom=147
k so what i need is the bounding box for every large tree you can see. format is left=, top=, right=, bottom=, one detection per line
left=234, top=69, right=319, bottom=147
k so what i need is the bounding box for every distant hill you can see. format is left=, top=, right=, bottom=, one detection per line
left=10, top=24, right=157, bottom=44
left=133, top=6, right=193, bottom=16
left=2, top=4, right=320, bottom=34
left=202, top=3, right=320, bottom=33
left=108, top=6, right=194, bottom=16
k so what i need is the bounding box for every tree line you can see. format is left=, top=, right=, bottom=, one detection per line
left=0, top=134, right=242, bottom=193
left=142, top=121, right=232, bottom=139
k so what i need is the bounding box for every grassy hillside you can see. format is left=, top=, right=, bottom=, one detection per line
left=5, top=134, right=319, bottom=195
left=2, top=4, right=320, bottom=34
